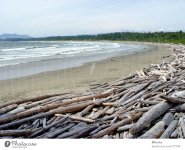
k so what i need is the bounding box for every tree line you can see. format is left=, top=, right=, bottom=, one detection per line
left=3, top=31, right=185, bottom=44
left=37, top=31, right=185, bottom=44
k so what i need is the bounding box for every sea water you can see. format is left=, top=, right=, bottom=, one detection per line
left=0, top=41, right=147, bottom=80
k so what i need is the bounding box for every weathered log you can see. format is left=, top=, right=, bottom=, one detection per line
left=89, top=124, right=109, bottom=135
left=30, top=116, right=68, bottom=138
left=106, top=107, right=115, bottom=115
left=133, top=106, right=153, bottom=113
left=92, top=112, right=143, bottom=138
left=130, top=101, right=172, bottom=135
left=46, top=116, right=57, bottom=125
left=139, top=99, right=160, bottom=105
left=71, top=89, right=114, bottom=103
left=0, top=106, right=26, bottom=119
left=171, top=129, right=178, bottom=138
left=57, top=125, right=88, bottom=138
left=117, top=124, right=134, bottom=132
left=179, top=117, right=185, bottom=137
left=90, top=106, right=110, bottom=119
left=0, top=99, right=103, bottom=125
left=0, top=94, right=63, bottom=109
left=119, top=90, right=145, bottom=107
left=102, top=102, right=116, bottom=106
left=25, top=96, right=64, bottom=109
left=55, top=114, right=95, bottom=123
left=162, top=112, right=174, bottom=126
left=0, top=130, right=32, bottom=137
left=51, top=99, right=105, bottom=114
left=160, top=95, right=185, bottom=104
left=173, top=103, right=185, bottom=112
left=79, top=104, right=95, bottom=117
left=70, top=124, right=99, bottom=138
left=117, top=90, right=134, bottom=105
left=0, top=112, right=53, bottom=130
left=0, top=104, right=18, bottom=115
left=170, top=90, right=185, bottom=98
left=0, top=103, right=61, bottom=125
left=0, top=100, right=104, bottom=129
left=46, top=123, right=76, bottom=138
left=160, top=120, right=178, bottom=138
left=139, top=112, right=174, bottom=138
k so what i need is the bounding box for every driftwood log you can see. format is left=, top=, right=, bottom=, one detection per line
left=129, top=102, right=172, bottom=135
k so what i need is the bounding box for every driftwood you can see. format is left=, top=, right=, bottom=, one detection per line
left=92, top=112, right=143, bottom=138
left=70, top=124, right=98, bottom=138
left=79, top=104, right=95, bottom=116
left=171, top=129, right=178, bottom=138
left=160, top=120, right=178, bottom=138
left=0, top=130, right=32, bottom=137
left=106, top=107, right=115, bottom=115
left=139, top=112, right=174, bottom=138
left=129, top=102, right=172, bottom=135
left=46, top=123, right=76, bottom=138
left=117, top=124, right=134, bottom=132
left=140, top=121, right=165, bottom=139
left=0, top=44, right=184, bottom=139
left=90, top=106, right=110, bottom=119
left=0, top=104, right=18, bottom=115
left=55, top=114, right=95, bottom=123
left=179, top=117, right=185, bottom=137
left=57, top=124, right=88, bottom=138
left=0, top=94, right=63, bottom=109
left=30, top=116, right=68, bottom=138
left=160, top=95, right=185, bottom=104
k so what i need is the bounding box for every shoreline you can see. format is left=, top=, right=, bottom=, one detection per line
left=0, top=41, right=147, bottom=80
left=0, top=42, right=171, bottom=103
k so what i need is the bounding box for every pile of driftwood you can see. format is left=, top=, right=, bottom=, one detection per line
left=0, top=44, right=185, bottom=139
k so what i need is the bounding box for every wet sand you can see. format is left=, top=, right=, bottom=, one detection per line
left=0, top=42, right=171, bottom=103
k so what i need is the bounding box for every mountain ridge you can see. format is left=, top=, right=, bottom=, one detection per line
left=0, top=33, right=31, bottom=40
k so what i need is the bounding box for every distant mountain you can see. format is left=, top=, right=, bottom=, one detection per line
left=0, top=34, right=31, bottom=40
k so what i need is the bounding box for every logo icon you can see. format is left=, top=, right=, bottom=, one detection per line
left=4, top=141, right=11, bottom=147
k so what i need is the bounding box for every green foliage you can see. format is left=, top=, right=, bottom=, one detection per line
left=32, top=31, right=185, bottom=44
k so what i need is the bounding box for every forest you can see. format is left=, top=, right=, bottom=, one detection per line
left=36, top=31, right=185, bottom=44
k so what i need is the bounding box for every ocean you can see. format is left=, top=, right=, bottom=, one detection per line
left=0, top=41, right=147, bottom=80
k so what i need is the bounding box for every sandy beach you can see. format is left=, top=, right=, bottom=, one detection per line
left=0, top=42, right=171, bottom=103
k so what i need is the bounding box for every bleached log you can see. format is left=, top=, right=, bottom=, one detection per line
left=106, top=107, right=115, bottom=115
left=79, top=104, right=94, bottom=117
left=90, top=106, right=110, bottom=119
left=0, top=104, right=18, bottom=115
left=179, top=117, right=185, bottom=137
left=0, top=130, right=32, bottom=137
left=30, top=116, right=68, bottom=138
left=0, top=94, right=63, bottom=109
left=160, top=95, right=185, bottom=104
left=55, top=114, right=95, bottom=123
left=92, top=112, right=143, bottom=138
left=139, top=112, right=174, bottom=138
left=117, top=124, right=134, bottom=132
left=160, top=120, right=178, bottom=138
left=130, top=102, right=172, bottom=135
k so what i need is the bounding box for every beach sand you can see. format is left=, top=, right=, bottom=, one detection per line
left=0, top=42, right=171, bottom=103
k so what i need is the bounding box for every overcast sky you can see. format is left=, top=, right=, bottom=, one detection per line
left=0, top=0, right=185, bottom=37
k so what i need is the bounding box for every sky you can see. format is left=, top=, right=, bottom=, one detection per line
left=0, top=0, right=185, bottom=37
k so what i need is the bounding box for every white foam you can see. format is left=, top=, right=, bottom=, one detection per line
left=0, top=41, right=146, bottom=67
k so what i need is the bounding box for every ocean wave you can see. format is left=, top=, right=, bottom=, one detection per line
left=0, top=41, right=145, bottom=67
